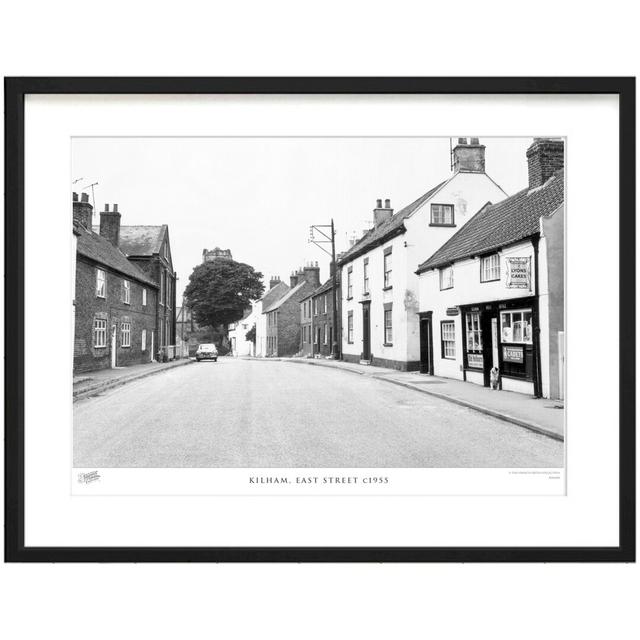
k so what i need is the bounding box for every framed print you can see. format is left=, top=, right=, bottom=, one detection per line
left=4, top=77, right=635, bottom=562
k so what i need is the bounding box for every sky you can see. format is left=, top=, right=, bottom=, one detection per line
left=72, top=137, right=533, bottom=301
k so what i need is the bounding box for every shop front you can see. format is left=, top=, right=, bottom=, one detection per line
left=459, top=296, right=539, bottom=396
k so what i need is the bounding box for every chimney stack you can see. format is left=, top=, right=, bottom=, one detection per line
left=72, top=192, right=93, bottom=229
left=373, top=198, right=393, bottom=227
left=290, top=271, right=299, bottom=288
left=452, top=137, right=486, bottom=173
left=526, top=138, right=564, bottom=190
left=99, top=202, right=121, bottom=247
left=301, top=261, right=321, bottom=289
left=269, top=276, right=281, bottom=290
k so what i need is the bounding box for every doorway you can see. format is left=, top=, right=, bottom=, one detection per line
left=480, top=311, right=499, bottom=387
left=419, top=313, right=433, bottom=374
left=362, top=302, right=371, bottom=360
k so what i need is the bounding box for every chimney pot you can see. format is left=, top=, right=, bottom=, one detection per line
left=80, top=192, right=89, bottom=203
left=72, top=193, right=93, bottom=228
left=458, top=137, right=467, bottom=145
left=470, top=137, right=480, bottom=145
left=373, top=198, right=394, bottom=228
left=384, top=198, right=391, bottom=208
left=99, top=202, right=121, bottom=247
left=376, top=199, right=382, bottom=208
left=72, top=192, right=78, bottom=202
left=104, top=204, right=109, bottom=212
left=113, top=203, right=118, bottom=212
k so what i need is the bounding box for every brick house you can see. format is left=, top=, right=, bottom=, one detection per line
left=73, top=194, right=159, bottom=373
left=299, top=292, right=313, bottom=356
left=254, top=277, right=290, bottom=356
left=118, top=224, right=177, bottom=360
left=264, top=264, right=321, bottom=357
left=308, top=276, right=341, bottom=357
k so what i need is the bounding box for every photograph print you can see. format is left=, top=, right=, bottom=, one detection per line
left=72, top=136, right=565, bottom=479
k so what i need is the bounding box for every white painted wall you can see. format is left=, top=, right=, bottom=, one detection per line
left=228, top=306, right=259, bottom=357
left=341, top=171, right=508, bottom=367
left=418, top=239, right=537, bottom=388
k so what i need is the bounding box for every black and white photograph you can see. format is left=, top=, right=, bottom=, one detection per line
left=71, top=136, right=565, bottom=476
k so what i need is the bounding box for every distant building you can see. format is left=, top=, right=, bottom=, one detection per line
left=73, top=194, right=159, bottom=373
left=303, top=273, right=341, bottom=357
left=264, top=264, right=321, bottom=357
left=254, top=276, right=290, bottom=356
left=202, top=247, right=233, bottom=263
left=228, top=308, right=254, bottom=356
left=416, top=138, right=565, bottom=399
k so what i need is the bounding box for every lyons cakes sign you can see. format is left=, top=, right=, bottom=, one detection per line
left=505, top=257, right=531, bottom=289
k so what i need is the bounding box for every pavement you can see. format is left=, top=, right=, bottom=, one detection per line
left=276, top=357, right=565, bottom=441
left=73, top=358, right=194, bottom=401
left=74, top=357, right=563, bottom=468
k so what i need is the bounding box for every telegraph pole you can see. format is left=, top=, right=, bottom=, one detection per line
left=309, top=219, right=340, bottom=359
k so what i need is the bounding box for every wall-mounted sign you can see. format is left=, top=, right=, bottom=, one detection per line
left=467, top=353, right=484, bottom=368
left=446, top=307, right=459, bottom=316
left=502, top=345, right=524, bottom=363
left=506, top=257, right=531, bottom=289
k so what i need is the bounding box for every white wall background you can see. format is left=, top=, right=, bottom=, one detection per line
left=1, top=3, right=638, bottom=640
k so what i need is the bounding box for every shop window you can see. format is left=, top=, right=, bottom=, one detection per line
left=500, top=309, right=533, bottom=344
left=439, top=266, right=454, bottom=290
left=465, top=312, right=483, bottom=368
left=481, top=254, right=500, bottom=282
left=431, top=204, right=454, bottom=226
left=441, top=321, right=456, bottom=359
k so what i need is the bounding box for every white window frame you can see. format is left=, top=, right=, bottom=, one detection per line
left=142, top=288, right=147, bottom=306
left=347, top=311, right=354, bottom=343
left=347, top=268, right=353, bottom=298
left=363, top=259, right=369, bottom=294
left=384, top=309, right=393, bottom=344
left=121, top=322, right=131, bottom=348
left=96, top=269, right=106, bottom=298
left=323, top=324, right=327, bottom=344
left=93, top=318, right=107, bottom=348
left=313, top=298, right=318, bottom=316
left=141, top=329, right=147, bottom=351
left=383, top=252, right=392, bottom=288
left=431, top=203, right=454, bottom=226
left=480, top=253, right=501, bottom=282
left=441, top=321, right=456, bottom=359
left=123, top=279, right=130, bottom=304
left=323, top=294, right=327, bottom=314
left=439, top=266, right=454, bottom=290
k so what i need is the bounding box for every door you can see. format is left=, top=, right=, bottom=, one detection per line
left=362, top=303, right=371, bottom=360
left=481, top=312, right=499, bottom=387
left=150, top=330, right=155, bottom=362
left=110, top=324, right=117, bottom=368
left=419, top=315, right=433, bottom=374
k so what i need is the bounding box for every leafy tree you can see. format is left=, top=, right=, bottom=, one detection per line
left=184, top=260, right=264, bottom=332
left=246, top=323, right=256, bottom=345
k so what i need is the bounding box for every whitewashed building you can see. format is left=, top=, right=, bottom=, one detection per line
left=338, top=138, right=508, bottom=371
left=228, top=308, right=255, bottom=356
left=415, top=138, right=564, bottom=399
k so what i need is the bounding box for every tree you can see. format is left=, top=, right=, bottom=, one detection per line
left=184, top=260, right=264, bottom=333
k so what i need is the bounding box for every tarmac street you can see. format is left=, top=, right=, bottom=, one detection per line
left=73, top=358, right=563, bottom=468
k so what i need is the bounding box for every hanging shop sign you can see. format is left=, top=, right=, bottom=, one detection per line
left=502, top=345, right=524, bottom=363
left=506, top=257, right=531, bottom=289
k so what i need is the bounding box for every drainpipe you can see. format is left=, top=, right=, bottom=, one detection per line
left=532, top=235, right=543, bottom=398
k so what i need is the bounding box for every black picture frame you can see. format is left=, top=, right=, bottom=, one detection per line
left=4, top=77, right=635, bottom=563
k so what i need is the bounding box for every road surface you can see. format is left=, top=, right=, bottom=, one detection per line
left=74, top=358, right=563, bottom=468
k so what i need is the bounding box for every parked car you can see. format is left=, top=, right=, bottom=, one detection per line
left=195, top=343, right=218, bottom=362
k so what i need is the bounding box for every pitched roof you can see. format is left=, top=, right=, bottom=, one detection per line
left=76, top=225, right=158, bottom=287
left=263, top=280, right=312, bottom=313
left=310, top=278, right=335, bottom=297
left=337, top=179, right=448, bottom=265
left=416, top=170, right=564, bottom=273
left=118, top=225, right=167, bottom=256
left=260, top=280, right=290, bottom=308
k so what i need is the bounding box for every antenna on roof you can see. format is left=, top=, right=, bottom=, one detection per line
left=450, top=138, right=454, bottom=171
left=80, top=181, right=99, bottom=223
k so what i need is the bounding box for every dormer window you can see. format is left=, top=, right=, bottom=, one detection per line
left=430, top=204, right=455, bottom=226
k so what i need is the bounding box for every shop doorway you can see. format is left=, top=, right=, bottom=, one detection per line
left=362, top=302, right=371, bottom=360
left=481, top=312, right=499, bottom=387
left=419, top=313, right=433, bottom=374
